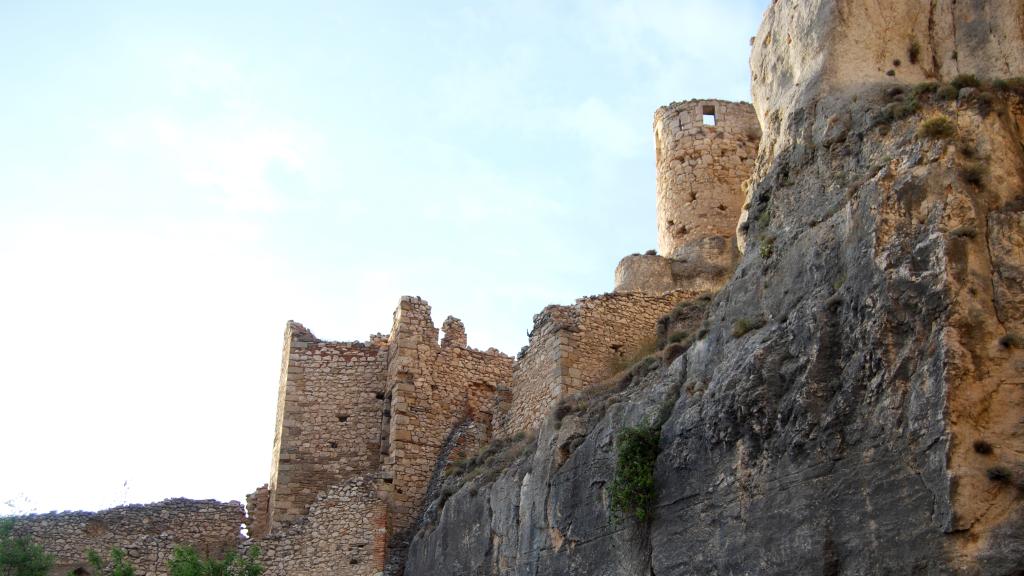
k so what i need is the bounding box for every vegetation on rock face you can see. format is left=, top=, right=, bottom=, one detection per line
left=84, top=548, right=135, bottom=576
left=0, top=520, right=53, bottom=576
left=731, top=317, right=766, bottom=338
left=167, top=546, right=264, bottom=576
left=609, top=424, right=661, bottom=523
left=918, top=114, right=956, bottom=138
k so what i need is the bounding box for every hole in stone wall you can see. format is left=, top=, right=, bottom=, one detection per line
left=702, top=105, right=717, bottom=126
left=350, top=559, right=359, bottom=565
left=337, top=414, right=348, bottom=422
left=328, top=441, right=338, bottom=448
left=375, top=392, right=385, bottom=400
left=718, top=204, right=727, bottom=211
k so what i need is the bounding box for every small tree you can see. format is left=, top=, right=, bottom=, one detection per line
left=0, top=519, right=53, bottom=576
left=167, top=546, right=263, bottom=576
left=84, top=548, right=135, bottom=576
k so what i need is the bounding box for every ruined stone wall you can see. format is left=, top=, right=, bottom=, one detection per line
left=250, top=476, right=386, bottom=576
left=499, top=290, right=696, bottom=436
left=655, top=99, right=760, bottom=260
left=10, top=499, right=244, bottom=576
left=267, top=322, right=388, bottom=529
left=381, top=298, right=513, bottom=537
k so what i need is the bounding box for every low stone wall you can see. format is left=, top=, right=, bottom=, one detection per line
left=499, top=290, right=697, bottom=436
left=10, top=499, right=245, bottom=576
left=249, top=476, right=386, bottom=576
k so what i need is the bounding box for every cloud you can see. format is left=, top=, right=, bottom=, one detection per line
left=149, top=113, right=310, bottom=213
left=566, top=97, right=643, bottom=158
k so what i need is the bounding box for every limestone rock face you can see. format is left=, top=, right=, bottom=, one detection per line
left=405, top=2, right=1024, bottom=573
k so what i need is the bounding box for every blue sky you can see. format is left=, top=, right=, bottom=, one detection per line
left=0, top=0, right=769, bottom=513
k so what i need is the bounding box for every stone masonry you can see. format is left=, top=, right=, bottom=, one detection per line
left=497, top=289, right=699, bottom=437
left=255, top=297, right=513, bottom=575
left=9, top=499, right=245, bottom=576
left=267, top=323, right=389, bottom=531
left=655, top=99, right=760, bottom=259
left=8, top=95, right=760, bottom=576
left=615, top=99, right=760, bottom=295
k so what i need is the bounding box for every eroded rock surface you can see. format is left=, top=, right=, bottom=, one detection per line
left=406, top=2, right=1024, bottom=573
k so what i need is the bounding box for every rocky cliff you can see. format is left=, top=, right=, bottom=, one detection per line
left=405, top=1, right=1024, bottom=574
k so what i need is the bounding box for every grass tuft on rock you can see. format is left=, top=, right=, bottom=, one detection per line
left=918, top=114, right=956, bottom=139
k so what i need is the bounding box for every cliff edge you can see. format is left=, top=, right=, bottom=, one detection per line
left=405, top=1, right=1024, bottom=574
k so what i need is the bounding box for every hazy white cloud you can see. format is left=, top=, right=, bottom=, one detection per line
left=149, top=114, right=309, bottom=213
left=566, top=97, right=644, bottom=158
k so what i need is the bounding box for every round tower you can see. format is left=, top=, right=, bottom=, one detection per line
left=654, top=99, right=760, bottom=262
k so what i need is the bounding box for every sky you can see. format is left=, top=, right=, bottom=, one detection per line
left=0, top=0, right=770, bottom=514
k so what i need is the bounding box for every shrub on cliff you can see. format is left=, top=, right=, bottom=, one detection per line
left=918, top=114, right=956, bottom=139
left=167, top=546, right=264, bottom=576
left=610, top=424, right=661, bottom=523
left=0, top=520, right=53, bottom=576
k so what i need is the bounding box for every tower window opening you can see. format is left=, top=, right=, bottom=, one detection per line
left=702, top=105, right=717, bottom=126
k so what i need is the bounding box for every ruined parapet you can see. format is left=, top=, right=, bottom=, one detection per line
left=440, top=316, right=467, bottom=348
left=615, top=238, right=737, bottom=295
left=244, top=485, right=271, bottom=539
left=380, top=298, right=512, bottom=543
left=654, top=99, right=760, bottom=261
left=267, top=322, right=389, bottom=530
left=11, top=499, right=245, bottom=576
left=499, top=289, right=699, bottom=436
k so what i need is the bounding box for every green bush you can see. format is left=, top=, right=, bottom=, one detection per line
left=951, top=74, right=980, bottom=90
left=0, top=520, right=53, bottom=576
left=609, top=425, right=660, bottom=522
left=936, top=84, right=958, bottom=100
left=908, top=39, right=921, bottom=64
left=167, top=546, right=264, bottom=576
left=85, top=548, right=135, bottom=576
left=918, top=114, right=956, bottom=139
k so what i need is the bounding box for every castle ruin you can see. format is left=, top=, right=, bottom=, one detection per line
left=9, top=98, right=760, bottom=576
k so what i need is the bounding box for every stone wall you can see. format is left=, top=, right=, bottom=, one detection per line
left=10, top=499, right=245, bottom=576
left=267, top=322, right=389, bottom=530
left=654, top=99, right=760, bottom=261
left=249, top=476, right=386, bottom=576
left=498, top=290, right=697, bottom=436
left=381, top=297, right=513, bottom=538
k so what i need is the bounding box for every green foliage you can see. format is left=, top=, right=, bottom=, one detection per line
left=951, top=74, right=980, bottom=90
left=667, top=331, right=688, bottom=345
left=167, top=546, right=264, bottom=576
left=908, top=39, right=921, bottom=64
left=759, top=236, right=775, bottom=260
left=85, top=548, right=135, bottom=576
left=0, top=520, right=53, bottom=576
left=910, top=82, right=939, bottom=98
left=936, top=84, right=958, bottom=100
left=609, top=425, right=660, bottom=522
left=918, top=114, right=956, bottom=139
